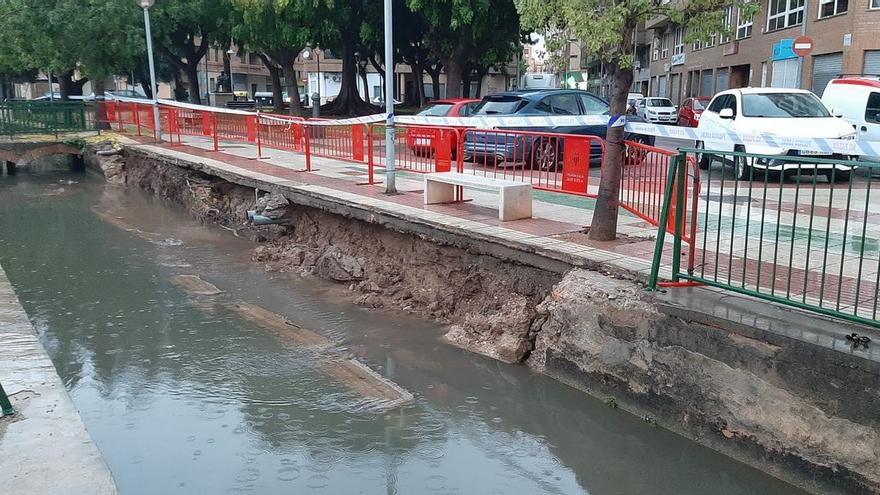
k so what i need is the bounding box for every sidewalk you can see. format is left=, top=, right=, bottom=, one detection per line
left=0, top=265, right=117, bottom=495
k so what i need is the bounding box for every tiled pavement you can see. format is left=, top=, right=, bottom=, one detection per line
left=120, top=132, right=880, bottom=323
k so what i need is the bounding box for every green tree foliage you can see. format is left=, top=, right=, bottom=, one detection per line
left=149, top=0, right=233, bottom=104
left=231, top=0, right=321, bottom=114
left=408, top=0, right=523, bottom=99
left=516, top=0, right=757, bottom=240
left=0, top=0, right=143, bottom=98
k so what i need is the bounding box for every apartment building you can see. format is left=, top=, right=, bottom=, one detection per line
left=644, top=0, right=880, bottom=103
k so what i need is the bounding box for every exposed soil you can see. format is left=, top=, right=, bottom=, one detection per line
left=101, top=148, right=560, bottom=364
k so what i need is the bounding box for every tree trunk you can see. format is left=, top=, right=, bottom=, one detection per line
left=444, top=58, right=463, bottom=98
left=589, top=56, right=634, bottom=241
left=58, top=71, right=74, bottom=100
left=412, top=65, right=425, bottom=107
left=282, top=65, right=302, bottom=116
left=429, top=69, right=441, bottom=101
left=265, top=63, right=284, bottom=113
left=474, top=73, right=484, bottom=99
left=0, top=74, right=7, bottom=101
left=322, top=33, right=375, bottom=116
left=359, top=65, right=369, bottom=101
left=184, top=64, right=201, bottom=105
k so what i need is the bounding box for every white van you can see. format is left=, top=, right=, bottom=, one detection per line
left=821, top=78, right=880, bottom=162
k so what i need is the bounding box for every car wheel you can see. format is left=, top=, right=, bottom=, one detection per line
left=695, top=141, right=712, bottom=170
left=733, top=145, right=752, bottom=181
left=532, top=139, right=560, bottom=172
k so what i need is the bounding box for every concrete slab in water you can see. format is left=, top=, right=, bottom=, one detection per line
left=0, top=265, right=117, bottom=495
left=323, top=358, right=415, bottom=411
left=170, top=275, right=223, bottom=296
left=222, top=302, right=414, bottom=411
left=224, top=302, right=332, bottom=348
left=91, top=208, right=162, bottom=242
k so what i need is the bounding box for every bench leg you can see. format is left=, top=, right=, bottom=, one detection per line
left=499, top=187, right=532, bottom=221
left=425, top=180, right=456, bottom=205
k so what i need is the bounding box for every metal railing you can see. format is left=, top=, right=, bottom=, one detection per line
left=650, top=147, right=880, bottom=328
left=0, top=101, right=91, bottom=137
left=0, top=381, right=14, bottom=416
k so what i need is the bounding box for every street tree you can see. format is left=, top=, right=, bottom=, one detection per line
left=516, top=0, right=757, bottom=240
left=231, top=0, right=320, bottom=115
left=409, top=0, right=522, bottom=99
left=150, top=0, right=233, bottom=105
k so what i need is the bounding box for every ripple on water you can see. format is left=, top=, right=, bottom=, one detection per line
left=305, top=474, right=330, bottom=489
left=276, top=466, right=301, bottom=482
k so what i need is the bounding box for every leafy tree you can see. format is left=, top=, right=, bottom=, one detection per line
left=409, top=0, right=522, bottom=99
left=516, top=0, right=757, bottom=240
left=231, top=0, right=320, bottom=115
left=150, top=0, right=233, bottom=105
left=319, top=0, right=378, bottom=115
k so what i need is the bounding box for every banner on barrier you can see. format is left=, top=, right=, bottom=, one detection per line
left=104, top=96, right=880, bottom=157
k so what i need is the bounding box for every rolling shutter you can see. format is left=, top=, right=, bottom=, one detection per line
left=865, top=51, right=880, bottom=76
left=701, top=69, right=713, bottom=96
left=811, top=52, right=843, bottom=96
left=716, top=68, right=730, bottom=92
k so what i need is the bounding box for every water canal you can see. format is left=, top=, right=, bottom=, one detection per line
left=0, top=162, right=810, bottom=495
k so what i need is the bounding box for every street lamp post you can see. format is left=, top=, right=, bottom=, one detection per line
left=137, top=0, right=161, bottom=140
left=383, top=0, right=396, bottom=193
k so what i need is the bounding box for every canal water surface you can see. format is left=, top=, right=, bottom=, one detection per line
left=0, top=164, right=809, bottom=495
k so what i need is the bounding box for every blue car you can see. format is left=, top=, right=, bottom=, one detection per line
left=463, top=89, right=654, bottom=171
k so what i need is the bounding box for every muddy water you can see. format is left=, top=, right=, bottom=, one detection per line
left=0, top=164, right=809, bottom=495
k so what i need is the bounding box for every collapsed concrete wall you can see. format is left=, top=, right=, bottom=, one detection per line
left=531, top=269, right=880, bottom=495
left=86, top=144, right=880, bottom=495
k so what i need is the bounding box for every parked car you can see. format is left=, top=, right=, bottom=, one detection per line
left=697, top=88, right=857, bottom=180
left=636, top=97, right=677, bottom=124
left=463, top=89, right=654, bottom=170
left=677, top=97, right=711, bottom=127
left=406, top=98, right=480, bottom=156
left=821, top=77, right=880, bottom=164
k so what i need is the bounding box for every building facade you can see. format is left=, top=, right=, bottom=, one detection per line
left=643, top=0, right=880, bottom=103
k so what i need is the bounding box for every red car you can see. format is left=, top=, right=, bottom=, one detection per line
left=406, top=98, right=480, bottom=155
left=677, top=97, right=711, bottom=127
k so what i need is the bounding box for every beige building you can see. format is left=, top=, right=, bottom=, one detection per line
left=645, top=0, right=880, bottom=104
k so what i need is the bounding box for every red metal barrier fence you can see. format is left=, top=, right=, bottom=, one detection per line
left=366, top=124, right=461, bottom=182
left=96, top=101, right=696, bottom=244
left=457, top=128, right=605, bottom=197
left=621, top=140, right=700, bottom=272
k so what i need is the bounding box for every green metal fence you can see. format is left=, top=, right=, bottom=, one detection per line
left=649, top=147, right=880, bottom=328
left=0, top=101, right=93, bottom=137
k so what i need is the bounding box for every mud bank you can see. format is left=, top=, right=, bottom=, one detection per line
left=86, top=144, right=880, bottom=495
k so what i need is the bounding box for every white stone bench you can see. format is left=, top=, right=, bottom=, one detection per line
left=424, top=172, right=532, bottom=221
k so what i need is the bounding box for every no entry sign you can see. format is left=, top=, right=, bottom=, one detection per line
left=793, top=36, right=813, bottom=57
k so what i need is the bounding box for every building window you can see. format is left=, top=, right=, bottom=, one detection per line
left=706, top=33, right=716, bottom=48
left=652, top=36, right=661, bottom=61
left=720, top=6, right=734, bottom=43
left=767, top=0, right=805, bottom=31
left=693, top=40, right=702, bottom=51
left=673, top=27, right=684, bottom=55
left=737, top=6, right=754, bottom=39
left=873, top=0, right=880, bottom=9
left=660, top=33, right=670, bottom=59
left=818, top=0, right=847, bottom=17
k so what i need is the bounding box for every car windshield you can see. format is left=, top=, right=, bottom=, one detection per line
left=692, top=99, right=708, bottom=110
left=417, top=103, right=453, bottom=117
left=741, top=92, right=830, bottom=118
left=473, top=96, right=526, bottom=115
left=648, top=99, right=673, bottom=107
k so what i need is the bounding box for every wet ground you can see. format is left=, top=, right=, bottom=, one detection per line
left=0, top=162, right=810, bottom=495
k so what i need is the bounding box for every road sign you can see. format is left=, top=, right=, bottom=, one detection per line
left=793, top=36, right=813, bottom=57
